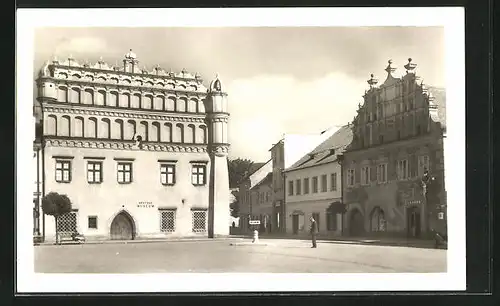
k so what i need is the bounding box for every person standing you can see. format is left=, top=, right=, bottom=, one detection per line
left=309, top=216, right=318, bottom=248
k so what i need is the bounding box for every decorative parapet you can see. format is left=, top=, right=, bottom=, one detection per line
left=45, top=137, right=209, bottom=153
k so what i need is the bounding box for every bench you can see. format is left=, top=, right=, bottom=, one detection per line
left=58, top=232, right=86, bottom=244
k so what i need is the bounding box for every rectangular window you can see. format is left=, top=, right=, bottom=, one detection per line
left=191, top=165, right=206, bottom=186
left=377, top=163, right=388, bottom=183
left=418, top=155, right=430, bottom=177
left=87, top=161, right=102, bottom=184
left=304, top=178, right=310, bottom=194
left=160, top=164, right=176, bottom=185
left=117, top=162, right=133, bottom=184
left=312, top=176, right=318, bottom=193
left=288, top=180, right=294, bottom=196
left=361, top=166, right=370, bottom=185
left=191, top=210, right=207, bottom=233
left=295, top=179, right=301, bottom=195
left=160, top=209, right=176, bottom=232
left=398, top=159, right=409, bottom=180
left=321, top=175, right=327, bottom=192
left=88, top=216, right=97, bottom=229
left=347, top=169, right=355, bottom=187
left=55, top=160, right=71, bottom=183
left=266, top=192, right=270, bottom=202
left=330, top=173, right=337, bottom=191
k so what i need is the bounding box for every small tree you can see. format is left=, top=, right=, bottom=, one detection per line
left=41, top=192, right=72, bottom=244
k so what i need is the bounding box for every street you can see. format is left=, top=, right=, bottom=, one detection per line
left=34, top=238, right=447, bottom=273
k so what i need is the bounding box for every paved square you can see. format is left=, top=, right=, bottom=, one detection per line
left=35, top=239, right=447, bottom=273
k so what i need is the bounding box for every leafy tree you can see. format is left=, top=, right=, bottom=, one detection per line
left=229, top=190, right=240, bottom=218
left=227, top=158, right=254, bottom=188
left=41, top=192, right=73, bottom=244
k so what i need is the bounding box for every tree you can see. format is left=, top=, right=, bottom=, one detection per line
left=227, top=158, right=255, bottom=188
left=41, top=192, right=73, bottom=244
left=229, top=189, right=240, bottom=218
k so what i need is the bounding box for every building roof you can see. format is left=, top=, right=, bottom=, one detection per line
left=285, top=125, right=353, bottom=172
left=238, top=159, right=271, bottom=185
left=251, top=172, right=273, bottom=190
left=426, top=86, right=446, bottom=129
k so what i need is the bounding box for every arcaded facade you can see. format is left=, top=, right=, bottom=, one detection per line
left=342, top=59, right=447, bottom=239
left=34, top=50, right=231, bottom=242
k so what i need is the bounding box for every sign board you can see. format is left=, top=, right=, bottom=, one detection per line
left=249, top=220, right=261, bottom=225
left=438, top=212, right=444, bottom=220
left=137, top=201, right=154, bottom=208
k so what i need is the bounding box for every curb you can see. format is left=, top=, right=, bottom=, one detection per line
left=229, top=242, right=275, bottom=247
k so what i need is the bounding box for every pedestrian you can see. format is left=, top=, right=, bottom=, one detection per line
left=309, top=216, right=318, bottom=248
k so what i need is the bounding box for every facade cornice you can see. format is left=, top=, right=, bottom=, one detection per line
left=42, top=102, right=207, bottom=123
left=344, top=133, right=439, bottom=157
left=44, top=137, right=209, bottom=153
left=284, top=159, right=340, bottom=174
left=42, top=77, right=207, bottom=98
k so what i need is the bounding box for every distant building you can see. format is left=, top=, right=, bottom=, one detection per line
left=250, top=172, right=273, bottom=232
left=34, top=50, right=231, bottom=241
left=269, top=128, right=340, bottom=233
left=238, top=161, right=272, bottom=233
left=342, top=58, right=447, bottom=239
left=283, top=125, right=352, bottom=236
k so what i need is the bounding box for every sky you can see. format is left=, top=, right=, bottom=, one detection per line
left=33, top=27, right=445, bottom=162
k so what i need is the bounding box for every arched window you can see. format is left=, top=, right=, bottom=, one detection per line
left=109, top=91, right=118, bottom=107
left=161, top=123, right=172, bottom=142
left=74, top=116, right=84, bottom=137
left=198, top=99, right=206, bottom=113
left=125, top=120, right=136, bottom=140
left=186, top=124, right=196, bottom=144
left=60, top=115, right=71, bottom=137
left=69, top=87, right=80, bottom=103
left=110, top=77, right=119, bottom=84
left=143, top=95, right=153, bottom=110
left=197, top=125, right=207, bottom=144
left=97, top=76, right=106, bottom=82
left=99, top=118, right=111, bottom=139
left=119, top=93, right=130, bottom=108
left=88, top=117, right=98, bottom=138
left=46, top=115, right=57, bottom=136
left=138, top=121, right=148, bottom=142
left=96, top=90, right=106, bottom=106
left=176, top=98, right=186, bottom=112
left=178, top=84, right=186, bottom=90
left=72, top=74, right=81, bottom=80
left=57, top=86, right=67, bottom=102
left=83, top=89, right=93, bottom=105
left=112, top=119, right=124, bottom=139
left=370, top=207, right=386, bottom=232
left=188, top=98, right=197, bottom=113
left=130, top=93, right=141, bottom=108
left=165, top=96, right=176, bottom=112
left=150, top=122, right=161, bottom=142
left=190, top=85, right=197, bottom=91
left=153, top=96, right=164, bottom=111
left=175, top=123, right=184, bottom=143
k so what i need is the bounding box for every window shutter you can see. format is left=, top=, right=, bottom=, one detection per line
left=370, top=165, right=377, bottom=181
left=355, top=167, right=360, bottom=184
left=408, top=154, right=414, bottom=178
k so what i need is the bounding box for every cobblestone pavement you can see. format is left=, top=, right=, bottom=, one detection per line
left=34, top=239, right=447, bottom=273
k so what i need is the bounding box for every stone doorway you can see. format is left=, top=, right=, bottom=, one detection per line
left=349, top=209, right=364, bottom=236
left=406, top=206, right=421, bottom=238
left=110, top=211, right=136, bottom=240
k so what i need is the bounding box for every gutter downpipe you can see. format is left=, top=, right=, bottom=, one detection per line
left=338, top=154, right=345, bottom=236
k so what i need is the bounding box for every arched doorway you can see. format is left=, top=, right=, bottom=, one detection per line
left=349, top=209, right=364, bottom=236
left=407, top=206, right=421, bottom=238
left=370, top=207, right=386, bottom=232
left=110, top=211, right=136, bottom=240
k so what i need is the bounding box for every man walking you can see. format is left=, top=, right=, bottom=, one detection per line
left=310, top=216, right=318, bottom=248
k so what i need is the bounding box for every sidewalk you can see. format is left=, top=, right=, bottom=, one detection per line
left=35, top=236, right=245, bottom=246
left=231, top=233, right=445, bottom=249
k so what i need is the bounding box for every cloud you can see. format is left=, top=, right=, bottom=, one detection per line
left=226, top=72, right=367, bottom=162
left=53, top=37, right=113, bottom=57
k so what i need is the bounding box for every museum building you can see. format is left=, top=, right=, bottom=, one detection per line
left=33, top=50, right=231, bottom=242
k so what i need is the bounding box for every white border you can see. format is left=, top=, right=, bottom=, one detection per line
left=16, top=7, right=465, bottom=292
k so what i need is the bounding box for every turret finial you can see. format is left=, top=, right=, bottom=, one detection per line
left=404, top=57, right=417, bottom=74
left=384, top=59, right=396, bottom=76
left=367, top=73, right=379, bottom=88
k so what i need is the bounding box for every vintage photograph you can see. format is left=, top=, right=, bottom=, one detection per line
left=17, top=8, right=465, bottom=292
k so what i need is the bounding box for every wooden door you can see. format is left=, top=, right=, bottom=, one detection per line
left=292, top=215, right=299, bottom=235
left=110, top=212, right=134, bottom=240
